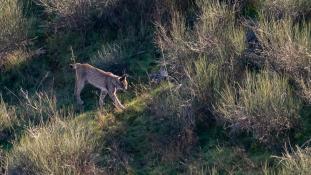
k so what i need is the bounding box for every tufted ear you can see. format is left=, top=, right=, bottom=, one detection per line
left=119, top=74, right=128, bottom=81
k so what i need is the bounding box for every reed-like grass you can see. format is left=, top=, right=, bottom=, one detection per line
left=0, top=96, right=17, bottom=133
left=0, top=0, right=29, bottom=54
left=277, top=146, right=311, bottom=175
left=35, top=0, right=106, bottom=30
left=216, top=70, right=301, bottom=144
left=255, top=13, right=311, bottom=103
left=7, top=115, right=102, bottom=174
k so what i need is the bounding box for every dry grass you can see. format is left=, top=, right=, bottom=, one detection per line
left=276, top=146, right=311, bottom=175
left=91, top=41, right=126, bottom=67
left=155, top=2, right=244, bottom=73
left=0, top=0, right=29, bottom=55
left=263, top=146, right=311, bottom=175
left=187, top=146, right=259, bottom=175
left=18, top=91, right=58, bottom=124
left=0, top=96, right=17, bottom=133
left=184, top=56, right=228, bottom=105
left=156, top=0, right=246, bottom=106
left=7, top=115, right=103, bottom=175
left=262, top=0, right=311, bottom=20
left=216, top=70, right=301, bottom=144
left=35, top=0, right=109, bottom=30
left=149, top=83, right=196, bottom=160
left=255, top=16, right=311, bottom=73
left=254, top=14, right=311, bottom=103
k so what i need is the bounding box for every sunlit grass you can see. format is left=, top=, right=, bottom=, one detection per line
left=216, top=70, right=301, bottom=144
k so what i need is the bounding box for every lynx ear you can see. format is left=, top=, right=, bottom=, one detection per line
left=119, top=74, right=128, bottom=81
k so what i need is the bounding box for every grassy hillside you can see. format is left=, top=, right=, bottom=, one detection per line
left=0, top=0, right=311, bottom=174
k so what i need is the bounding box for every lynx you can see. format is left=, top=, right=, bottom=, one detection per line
left=70, top=63, right=128, bottom=109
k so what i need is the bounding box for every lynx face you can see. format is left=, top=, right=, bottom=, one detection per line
left=118, top=75, right=128, bottom=91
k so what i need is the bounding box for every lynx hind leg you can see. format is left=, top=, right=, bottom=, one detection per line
left=99, top=90, right=108, bottom=107
left=108, top=91, right=125, bottom=110
left=75, top=79, right=85, bottom=105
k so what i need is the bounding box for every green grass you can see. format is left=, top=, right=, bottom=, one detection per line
left=7, top=113, right=103, bottom=174
left=216, top=70, right=301, bottom=145
left=1, top=0, right=311, bottom=174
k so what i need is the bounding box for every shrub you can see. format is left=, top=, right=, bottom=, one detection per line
left=0, top=0, right=29, bottom=54
left=156, top=0, right=245, bottom=105
left=195, top=0, right=246, bottom=58
left=100, top=140, right=132, bottom=174
left=255, top=16, right=310, bottom=73
left=18, top=90, right=58, bottom=124
left=185, top=56, right=227, bottom=104
left=187, top=146, right=260, bottom=175
left=0, top=96, right=17, bottom=134
left=254, top=14, right=311, bottom=103
left=35, top=0, right=108, bottom=30
left=7, top=116, right=103, bottom=175
left=216, top=70, right=301, bottom=144
left=265, top=146, right=311, bottom=175
left=91, top=41, right=125, bottom=67
left=149, top=83, right=196, bottom=160
left=0, top=49, right=32, bottom=72
left=262, top=0, right=311, bottom=20
left=277, top=146, right=311, bottom=175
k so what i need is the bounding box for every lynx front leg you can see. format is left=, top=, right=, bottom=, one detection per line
left=75, top=79, right=85, bottom=105
left=99, top=90, right=108, bottom=107
left=108, top=91, right=125, bottom=110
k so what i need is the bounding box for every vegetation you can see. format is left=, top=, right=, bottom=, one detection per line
left=0, top=0, right=310, bottom=174
left=216, top=70, right=301, bottom=145
left=0, top=96, right=17, bottom=135
left=0, top=0, right=29, bottom=53
left=8, top=115, right=102, bottom=174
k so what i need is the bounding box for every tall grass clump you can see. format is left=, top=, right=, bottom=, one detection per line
left=156, top=0, right=246, bottom=70
left=216, top=70, right=301, bottom=144
left=0, top=0, right=29, bottom=55
left=0, top=96, right=17, bottom=135
left=195, top=0, right=246, bottom=58
left=187, top=146, right=261, bottom=175
left=264, top=146, right=311, bottom=175
left=18, top=91, right=58, bottom=124
left=7, top=116, right=103, bottom=174
left=185, top=56, right=227, bottom=104
left=254, top=14, right=311, bottom=103
left=91, top=41, right=125, bottom=67
left=262, top=0, right=311, bottom=20
left=35, top=0, right=108, bottom=30
left=156, top=0, right=245, bottom=107
left=149, top=84, right=196, bottom=161
left=276, top=146, right=311, bottom=175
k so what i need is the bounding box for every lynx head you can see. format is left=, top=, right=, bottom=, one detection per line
left=118, top=74, right=128, bottom=91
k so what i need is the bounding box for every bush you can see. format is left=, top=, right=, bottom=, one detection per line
left=156, top=0, right=245, bottom=104
left=35, top=0, right=108, bottom=30
left=7, top=116, right=103, bottom=175
left=216, top=70, right=301, bottom=144
left=262, top=0, right=311, bottom=20
left=0, top=96, right=17, bottom=134
left=0, top=0, right=29, bottom=54
left=91, top=41, right=125, bottom=67
left=149, top=83, right=196, bottom=161
left=277, top=146, right=311, bottom=175
left=254, top=14, right=311, bottom=103
left=187, top=146, right=261, bottom=175
left=185, top=56, right=227, bottom=104
left=18, top=91, right=58, bottom=124
left=264, top=146, right=311, bottom=175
